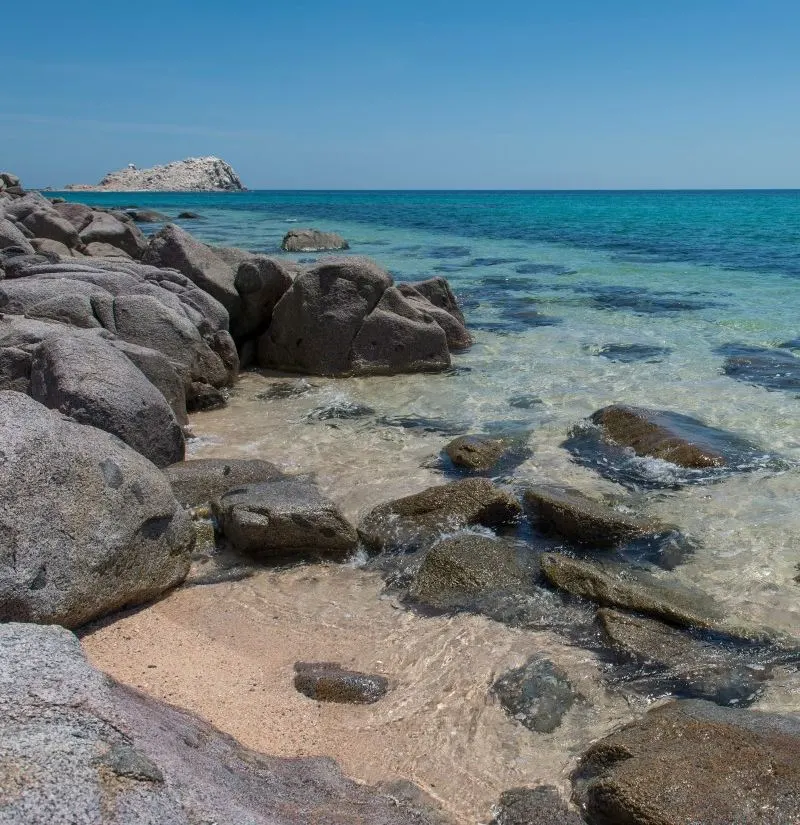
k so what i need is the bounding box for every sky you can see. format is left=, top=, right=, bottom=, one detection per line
left=2, top=0, right=799, bottom=189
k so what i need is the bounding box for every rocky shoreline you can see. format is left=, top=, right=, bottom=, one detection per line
left=1, top=170, right=799, bottom=824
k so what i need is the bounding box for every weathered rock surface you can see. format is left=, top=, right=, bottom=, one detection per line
left=398, top=281, right=472, bottom=350
left=523, top=485, right=658, bottom=547
left=490, top=786, right=584, bottom=825
left=126, top=208, right=171, bottom=223
left=597, top=608, right=769, bottom=706
left=258, top=257, right=456, bottom=376
left=718, top=343, right=800, bottom=395
left=281, top=228, right=349, bottom=252
left=409, top=276, right=467, bottom=325
left=0, top=622, right=452, bottom=825
left=0, top=391, right=193, bottom=628
left=0, top=217, right=35, bottom=253
left=164, top=458, right=284, bottom=508
left=214, top=478, right=358, bottom=558
left=294, top=662, right=389, bottom=704
left=359, top=478, right=522, bottom=553
left=234, top=255, right=294, bottom=339
left=572, top=699, right=800, bottom=825
left=29, top=334, right=185, bottom=467
left=492, top=657, right=579, bottom=734
left=79, top=210, right=148, bottom=258
left=66, top=156, right=245, bottom=192
left=444, top=434, right=511, bottom=473
left=410, top=534, right=533, bottom=609
left=540, top=553, right=722, bottom=629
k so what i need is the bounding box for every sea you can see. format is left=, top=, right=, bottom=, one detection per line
left=66, top=189, right=800, bottom=819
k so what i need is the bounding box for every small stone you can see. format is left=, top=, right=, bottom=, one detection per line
left=294, top=662, right=388, bottom=704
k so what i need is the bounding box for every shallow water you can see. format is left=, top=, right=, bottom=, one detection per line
left=64, top=189, right=800, bottom=813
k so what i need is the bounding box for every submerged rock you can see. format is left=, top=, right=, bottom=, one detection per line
left=282, top=228, right=349, bottom=252
left=572, top=699, right=800, bottom=825
left=492, top=657, right=579, bottom=734
left=588, top=343, right=672, bottom=363
left=359, top=478, right=522, bottom=553
left=490, top=786, right=583, bottom=825
left=718, top=343, right=800, bottom=395
left=0, top=622, right=450, bottom=825
left=164, top=458, right=284, bottom=508
left=540, top=553, right=722, bottom=629
left=443, top=434, right=514, bottom=473
left=294, top=662, right=389, bottom=704
left=256, top=379, right=317, bottom=399
left=523, top=485, right=658, bottom=547
left=214, top=478, right=358, bottom=559
left=0, top=391, right=193, bottom=628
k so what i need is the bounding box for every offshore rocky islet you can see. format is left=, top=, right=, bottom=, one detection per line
left=1, top=169, right=799, bottom=824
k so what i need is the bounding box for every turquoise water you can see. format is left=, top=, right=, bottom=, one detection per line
left=57, top=189, right=800, bottom=650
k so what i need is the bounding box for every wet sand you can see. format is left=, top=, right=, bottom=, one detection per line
left=81, top=564, right=637, bottom=824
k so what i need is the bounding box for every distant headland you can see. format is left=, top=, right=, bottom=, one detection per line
left=65, top=156, right=245, bottom=192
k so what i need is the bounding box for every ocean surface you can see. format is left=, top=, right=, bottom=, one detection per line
left=63, top=188, right=800, bottom=669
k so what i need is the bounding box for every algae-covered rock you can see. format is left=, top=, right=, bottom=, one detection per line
left=294, top=662, right=388, bottom=704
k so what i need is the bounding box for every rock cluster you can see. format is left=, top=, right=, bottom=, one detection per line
left=66, top=155, right=245, bottom=191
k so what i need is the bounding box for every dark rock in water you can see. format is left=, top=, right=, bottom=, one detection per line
left=187, top=381, right=227, bottom=411
left=564, top=404, right=776, bottom=488
left=426, top=244, right=471, bottom=260
left=0, top=623, right=452, bottom=825
left=571, top=700, right=800, bottom=825
left=0, top=391, right=193, bottom=628
left=164, top=458, right=284, bottom=508
left=126, top=208, right=170, bottom=223
left=294, top=662, right=388, bottom=704
left=178, top=211, right=201, bottom=219
left=500, top=305, right=563, bottom=328
left=540, top=553, right=722, bottom=629
left=359, top=478, right=522, bottom=554
left=282, top=228, right=349, bottom=252
left=583, top=283, right=719, bottom=315
left=717, top=343, right=800, bottom=394
left=214, top=478, right=358, bottom=559
left=444, top=435, right=510, bottom=472
left=523, top=485, right=659, bottom=548
left=377, top=414, right=470, bottom=436
left=588, top=343, right=672, bottom=363
left=256, top=379, right=317, bottom=400
left=508, top=394, right=542, bottom=409
left=597, top=608, right=770, bottom=707
left=515, top=262, right=576, bottom=276
left=492, top=657, right=579, bottom=734
left=490, top=786, right=583, bottom=825
left=468, top=256, right=525, bottom=267
left=410, top=534, right=535, bottom=610
left=778, top=337, right=800, bottom=351
left=304, top=397, right=376, bottom=421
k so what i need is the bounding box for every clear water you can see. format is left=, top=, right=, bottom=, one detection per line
left=60, top=190, right=800, bottom=657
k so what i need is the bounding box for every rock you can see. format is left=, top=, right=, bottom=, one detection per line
left=444, top=435, right=510, bottom=472
left=540, top=553, right=722, bottom=629
left=259, top=256, right=392, bottom=375
left=187, top=381, right=228, bottom=411
left=490, top=786, right=584, bottom=825
left=304, top=397, right=375, bottom=421
left=397, top=283, right=472, bottom=350
left=0, top=217, right=35, bottom=253
left=52, top=200, right=95, bottom=230
left=126, top=208, right=171, bottom=222
left=572, top=699, right=800, bottom=825
left=0, top=172, right=21, bottom=188
left=281, top=228, right=349, bottom=252
left=21, top=207, right=81, bottom=247
left=492, top=657, right=579, bottom=734
left=29, top=335, right=185, bottom=467
left=523, top=485, right=658, bottom=547
left=410, top=534, right=534, bottom=609
left=591, top=405, right=727, bottom=468
left=409, top=276, right=467, bottom=325
left=0, top=622, right=452, bottom=825
left=143, top=223, right=241, bottom=320
left=350, top=286, right=450, bottom=375
left=234, top=255, right=294, bottom=339
left=66, top=156, right=246, bottom=192
left=294, top=662, right=389, bottom=704
left=178, top=210, right=201, bottom=219
left=359, top=478, right=522, bottom=553
left=597, top=608, right=769, bottom=707
left=31, top=237, right=80, bottom=258
left=164, top=458, right=284, bottom=507
left=0, top=391, right=193, bottom=627
left=214, top=478, right=358, bottom=559
left=718, top=343, right=800, bottom=394
left=84, top=240, right=132, bottom=258
left=79, top=210, right=148, bottom=258
left=256, top=378, right=317, bottom=399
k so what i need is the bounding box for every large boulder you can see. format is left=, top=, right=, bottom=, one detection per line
left=540, top=553, right=722, bottom=629
left=214, top=478, right=358, bottom=559
left=79, top=210, right=148, bottom=258
left=0, top=622, right=452, bottom=825
left=29, top=335, right=185, bottom=467
left=398, top=282, right=472, bottom=350
left=409, top=276, right=467, bottom=325
left=359, top=478, right=522, bottom=553
left=0, top=391, right=193, bottom=628
left=143, top=223, right=241, bottom=321
left=164, top=458, right=284, bottom=508
left=21, top=206, right=81, bottom=247
left=233, top=255, right=293, bottom=339
left=53, top=200, right=95, bottom=230
left=572, top=699, right=800, bottom=824
left=281, top=227, right=349, bottom=252
left=0, top=217, right=35, bottom=253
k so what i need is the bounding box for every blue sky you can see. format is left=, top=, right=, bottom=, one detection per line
left=2, top=1, right=798, bottom=189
